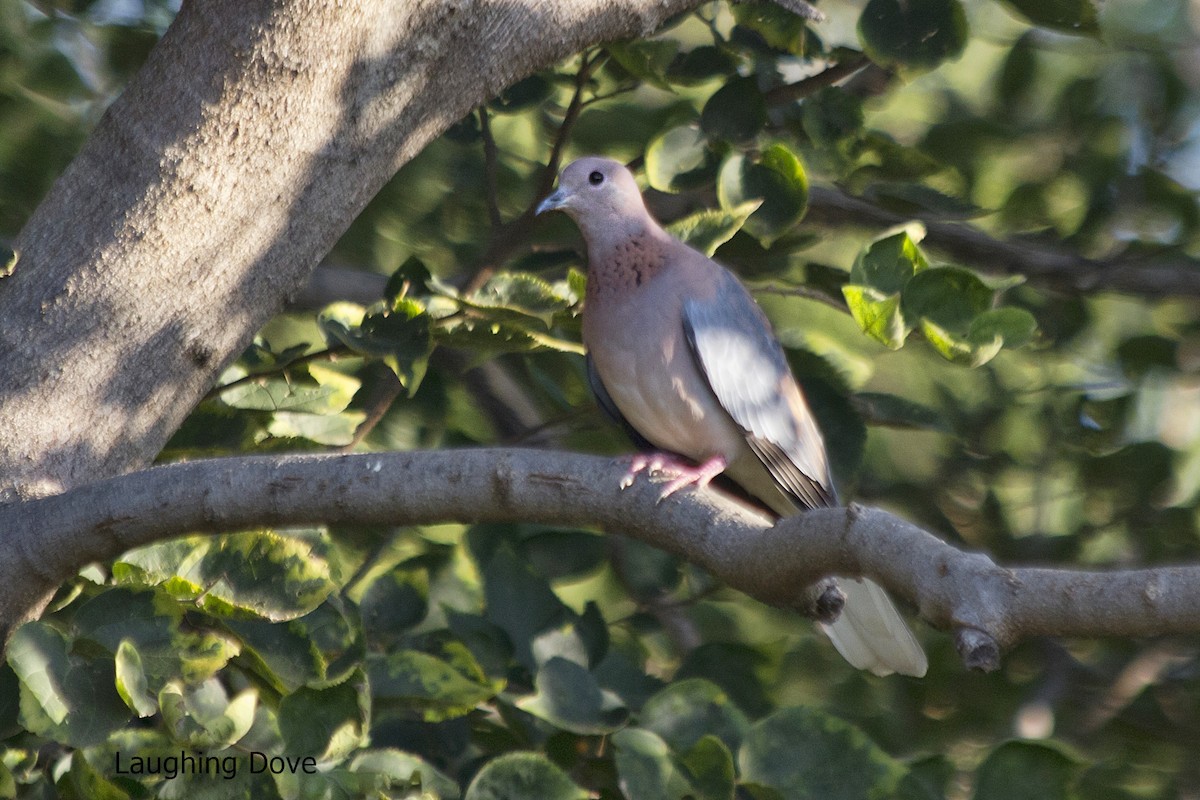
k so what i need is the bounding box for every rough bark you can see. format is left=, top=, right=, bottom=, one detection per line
left=0, top=0, right=697, bottom=504
left=3, top=449, right=1198, bottom=667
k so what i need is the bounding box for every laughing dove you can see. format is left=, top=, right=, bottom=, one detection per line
left=538, top=156, right=927, bottom=677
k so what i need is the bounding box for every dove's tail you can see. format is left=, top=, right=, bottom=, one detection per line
left=820, top=578, right=927, bottom=677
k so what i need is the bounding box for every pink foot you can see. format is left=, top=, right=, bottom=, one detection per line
left=619, top=452, right=728, bottom=502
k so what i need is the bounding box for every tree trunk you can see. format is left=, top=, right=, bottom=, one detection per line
left=0, top=0, right=690, bottom=503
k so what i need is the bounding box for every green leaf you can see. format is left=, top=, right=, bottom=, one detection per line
left=969, top=307, right=1037, bottom=349
left=368, top=650, right=497, bottom=722
left=71, top=587, right=188, bottom=683
left=901, top=266, right=993, bottom=331
left=266, top=409, right=366, bottom=445
left=482, top=545, right=573, bottom=672
left=464, top=752, right=586, bottom=800
left=640, top=678, right=750, bottom=755
left=278, top=673, right=368, bottom=759
left=517, top=657, right=627, bottom=734
left=594, top=649, right=665, bottom=712
left=863, top=183, right=983, bottom=220
left=666, top=201, right=762, bottom=257
left=319, top=300, right=434, bottom=395
left=520, top=529, right=607, bottom=581
left=901, top=754, right=955, bottom=800
left=360, top=569, right=429, bottom=645
left=667, top=45, right=738, bottom=85
left=973, top=741, right=1080, bottom=800
left=842, top=285, right=908, bottom=349
left=466, top=272, right=575, bottom=328
left=158, top=678, right=256, bottom=749
left=851, top=230, right=929, bottom=294
left=7, top=622, right=130, bottom=747
left=349, top=749, right=461, bottom=799
left=999, top=0, right=1098, bottom=35
left=919, top=318, right=1003, bottom=366
left=732, top=3, right=813, bottom=54
left=129, top=530, right=335, bottom=622
left=677, top=643, right=772, bottom=717
left=859, top=0, right=968, bottom=69
left=114, top=640, right=156, bottom=718
left=681, top=735, right=737, bottom=800
left=62, top=752, right=130, bottom=800
left=739, top=707, right=907, bottom=799
left=717, top=146, right=809, bottom=247
left=1117, top=334, right=1178, bottom=377
left=996, top=32, right=1039, bottom=110
left=612, top=728, right=695, bottom=800
left=365, top=298, right=434, bottom=393
left=646, top=125, right=718, bottom=193
left=385, top=255, right=434, bottom=304
left=490, top=74, right=554, bottom=113
left=220, top=362, right=359, bottom=414
left=801, top=88, right=865, bottom=150
left=606, top=40, right=680, bottom=90
left=226, top=617, right=326, bottom=694
left=701, top=76, right=768, bottom=143
left=446, top=610, right=513, bottom=679
left=853, top=392, right=950, bottom=431
left=567, top=267, right=587, bottom=303
left=437, top=315, right=585, bottom=358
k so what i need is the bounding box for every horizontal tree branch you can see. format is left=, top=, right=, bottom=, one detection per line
left=807, top=186, right=1200, bottom=298
left=2, top=449, right=1198, bottom=669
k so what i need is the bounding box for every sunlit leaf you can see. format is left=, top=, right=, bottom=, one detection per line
left=368, top=650, right=497, bottom=722
left=842, top=285, right=908, bottom=349
left=850, top=230, right=929, bottom=293
left=667, top=201, right=762, bottom=257
left=646, top=125, right=718, bottom=193
left=717, top=146, right=809, bottom=246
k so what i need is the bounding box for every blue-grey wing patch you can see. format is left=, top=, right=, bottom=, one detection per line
left=682, top=269, right=836, bottom=509
left=586, top=352, right=655, bottom=452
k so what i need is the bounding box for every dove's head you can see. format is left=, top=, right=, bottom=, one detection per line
left=536, top=157, right=649, bottom=235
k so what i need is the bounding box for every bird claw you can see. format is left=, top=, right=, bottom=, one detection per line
left=619, top=453, right=728, bottom=502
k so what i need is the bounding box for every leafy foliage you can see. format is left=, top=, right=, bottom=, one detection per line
left=5, top=0, right=1200, bottom=797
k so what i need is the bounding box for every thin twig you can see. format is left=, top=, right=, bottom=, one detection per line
left=478, top=106, right=503, bottom=231
left=763, top=54, right=870, bottom=105
left=204, top=347, right=346, bottom=401
left=339, top=365, right=404, bottom=453
left=751, top=281, right=849, bottom=313
left=463, top=51, right=606, bottom=295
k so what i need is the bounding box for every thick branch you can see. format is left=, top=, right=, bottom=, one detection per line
left=807, top=186, right=1200, bottom=298
left=0, top=0, right=712, bottom=504
left=3, top=449, right=1198, bottom=669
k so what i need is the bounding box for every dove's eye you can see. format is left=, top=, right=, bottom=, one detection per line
left=588, top=171, right=604, bottom=185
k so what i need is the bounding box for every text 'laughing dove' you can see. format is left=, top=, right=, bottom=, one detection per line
left=538, top=156, right=927, bottom=678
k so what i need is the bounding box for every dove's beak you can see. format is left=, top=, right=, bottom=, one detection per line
left=536, top=189, right=569, bottom=215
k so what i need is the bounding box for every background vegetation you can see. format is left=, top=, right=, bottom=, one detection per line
left=2, top=0, right=1199, bottom=797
